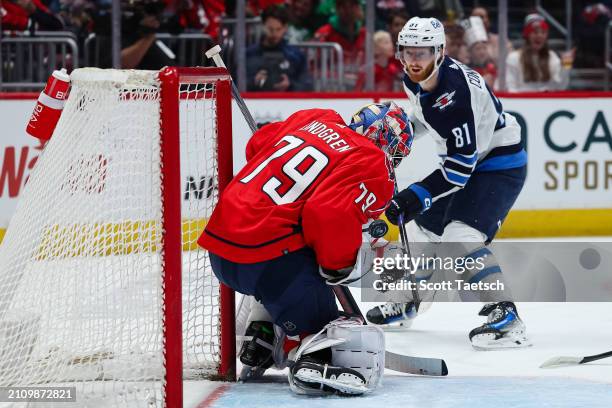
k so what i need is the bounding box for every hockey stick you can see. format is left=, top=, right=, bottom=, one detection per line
left=332, top=285, right=447, bottom=376
left=205, top=45, right=258, bottom=133
left=540, top=350, right=612, bottom=368
left=390, top=167, right=422, bottom=312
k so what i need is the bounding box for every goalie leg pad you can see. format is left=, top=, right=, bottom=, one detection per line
left=288, top=317, right=385, bottom=396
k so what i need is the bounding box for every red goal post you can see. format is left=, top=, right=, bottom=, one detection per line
left=160, top=67, right=236, bottom=404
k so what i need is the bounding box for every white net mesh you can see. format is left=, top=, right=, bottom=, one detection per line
left=0, top=68, right=226, bottom=406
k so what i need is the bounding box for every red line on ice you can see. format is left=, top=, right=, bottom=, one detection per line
left=196, top=383, right=231, bottom=408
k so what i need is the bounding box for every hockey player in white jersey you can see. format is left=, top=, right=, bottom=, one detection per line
left=366, top=17, right=530, bottom=350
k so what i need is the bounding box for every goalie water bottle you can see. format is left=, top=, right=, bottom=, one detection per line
left=26, top=68, right=71, bottom=141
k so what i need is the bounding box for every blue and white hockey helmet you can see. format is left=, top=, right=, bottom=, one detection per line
left=397, top=17, right=446, bottom=50
left=349, top=101, right=414, bottom=167
left=396, top=17, right=446, bottom=83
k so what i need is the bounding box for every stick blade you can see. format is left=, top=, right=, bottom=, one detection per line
left=540, top=356, right=584, bottom=368
left=385, top=351, right=448, bottom=376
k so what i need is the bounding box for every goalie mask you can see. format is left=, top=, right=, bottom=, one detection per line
left=349, top=101, right=414, bottom=167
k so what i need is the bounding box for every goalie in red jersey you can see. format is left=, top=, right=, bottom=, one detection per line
left=199, top=102, right=413, bottom=396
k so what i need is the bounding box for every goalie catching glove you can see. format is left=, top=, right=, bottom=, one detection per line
left=319, top=239, right=404, bottom=285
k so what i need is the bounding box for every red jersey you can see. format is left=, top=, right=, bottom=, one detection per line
left=198, top=109, right=394, bottom=271
left=177, top=0, right=225, bottom=40
left=1, top=0, right=59, bottom=31
left=1, top=0, right=33, bottom=31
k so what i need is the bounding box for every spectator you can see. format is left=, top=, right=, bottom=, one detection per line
left=387, top=9, right=409, bottom=44
left=374, top=0, right=408, bottom=30
left=463, top=16, right=496, bottom=88
left=94, top=1, right=174, bottom=70
left=574, top=3, right=611, bottom=68
left=1, top=0, right=63, bottom=31
left=286, top=0, right=326, bottom=43
left=444, top=22, right=469, bottom=64
left=314, top=0, right=366, bottom=86
left=246, top=0, right=285, bottom=17
left=246, top=5, right=313, bottom=91
left=314, top=0, right=336, bottom=20
left=470, top=6, right=513, bottom=63
left=505, top=14, right=575, bottom=92
left=56, top=0, right=95, bottom=40
left=202, top=0, right=225, bottom=39
left=177, top=0, right=225, bottom=41
left=413, top=0, right=463, bottom=21
left=355, top=30, right=402, bottom=91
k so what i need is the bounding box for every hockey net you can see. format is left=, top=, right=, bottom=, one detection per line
left=0, top=67, right=235, bottom=406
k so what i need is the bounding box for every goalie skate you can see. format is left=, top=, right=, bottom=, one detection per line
left=238, top=321, right=275, bottom=381
left=365, top=302, right=417, bottom=329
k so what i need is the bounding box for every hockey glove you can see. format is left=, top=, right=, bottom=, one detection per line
left=385, top=183, right=432, bottom=225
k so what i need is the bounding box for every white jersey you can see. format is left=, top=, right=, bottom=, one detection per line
left=402, top=56, right=526, bottom=203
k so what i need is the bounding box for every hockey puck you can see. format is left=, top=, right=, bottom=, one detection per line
left=367, top=220, right=388, bottom=238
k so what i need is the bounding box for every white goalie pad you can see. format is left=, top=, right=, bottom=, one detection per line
left=328, top=322, right=385, bottom=390
left=289, top=317, right=385, bottom=395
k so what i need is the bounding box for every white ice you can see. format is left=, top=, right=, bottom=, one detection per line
left=188, top=237, right=612, bottom=407
left=189, top=300, right=612, bottom=408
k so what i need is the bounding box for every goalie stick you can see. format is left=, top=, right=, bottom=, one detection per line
left=205, top=45, right=446, bottom=378
left=333, top=286, right=447, bottom=376
left=205, top=45, right=258, bottom=133
left=540, top=350, right=612, bottom=368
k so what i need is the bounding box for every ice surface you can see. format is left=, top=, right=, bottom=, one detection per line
left=190, top=301, right=612, bottom=407
left=206, top=376, right=612, bottom=408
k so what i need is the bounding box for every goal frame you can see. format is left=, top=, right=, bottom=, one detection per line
left=160, top=67, right=236, bottom=406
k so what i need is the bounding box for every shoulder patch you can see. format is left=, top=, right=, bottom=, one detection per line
left=432, top=91, right=456, bottom=110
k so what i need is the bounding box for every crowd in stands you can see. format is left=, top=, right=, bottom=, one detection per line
left=1, top=0, right=612, bottom=91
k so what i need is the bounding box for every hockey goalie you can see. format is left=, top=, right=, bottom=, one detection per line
left=198, top=102, right=414, bottom=395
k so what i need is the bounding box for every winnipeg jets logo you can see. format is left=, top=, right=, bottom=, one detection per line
left=432, top=91, right=456, bottom=110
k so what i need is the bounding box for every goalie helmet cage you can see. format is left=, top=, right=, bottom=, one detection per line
left=0, top=67, right=236, bottom=407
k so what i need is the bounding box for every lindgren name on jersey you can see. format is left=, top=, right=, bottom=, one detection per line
left=298, top=121, right=352, bottom=152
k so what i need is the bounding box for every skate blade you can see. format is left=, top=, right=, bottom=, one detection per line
left=238, top=365, right=267, bottom=382
left=367, top=319, right=413, bottom=331
left=471, top=335, right=533, bottom=350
